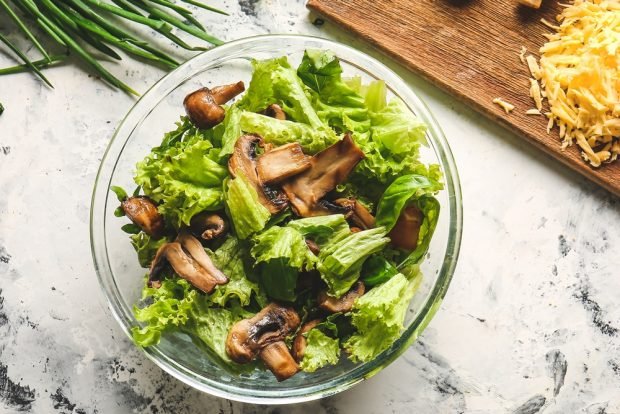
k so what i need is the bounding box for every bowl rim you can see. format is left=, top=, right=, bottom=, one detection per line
left=90, top=33, right=463, bottom=404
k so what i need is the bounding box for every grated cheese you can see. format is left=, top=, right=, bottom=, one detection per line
left=519, top=46, right=528, bottom=63
left=493, top=98, right=515, bottom=113
left=527, top=109, right=543, bottom=115
left=531, top=0, right=620, bottom=167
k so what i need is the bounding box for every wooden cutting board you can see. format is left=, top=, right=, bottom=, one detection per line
left=307, top=0, right=620, bottom=196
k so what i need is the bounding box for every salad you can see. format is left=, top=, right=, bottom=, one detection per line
left=111, top=49, right=443, bottom=381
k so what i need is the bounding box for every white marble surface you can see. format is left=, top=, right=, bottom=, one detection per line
left=1, top=1, right=619, bottom=413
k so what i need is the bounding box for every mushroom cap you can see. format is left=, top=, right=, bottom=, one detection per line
left=121, top=196, right=165, bottom=238
left=183, top=87, right=226, bottom=129
left=189, top=212, right=227, bottom=241
left=226, top=303, right=300, bottom=364
left=318, top=281, right=366, bottom=313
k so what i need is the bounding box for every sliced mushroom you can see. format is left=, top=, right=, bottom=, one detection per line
left=226, top=303, right=300, bottom=381
left=149, top=232, right=228, bottom=293
left=388, top=205, right=424, bottom=251
left=292, top=319, right=321, bottom=362
left=318, top=281, right=365, bottom=313
left=282, top=133, right=365, bottom=217
left=334, top=198, right=376, bottom=229
left=305, top=239, right=320, bottom=255
left=121, top=196, right=165, bottom=238
left=189, top=212, right=227, bottom=241
left=256, top=143, right=311, bottom=185
left=183, top=81, right=245, bottom=129
left=228, top=134, right=288, bottom=214
left=262, top=103, right=286, bottom=120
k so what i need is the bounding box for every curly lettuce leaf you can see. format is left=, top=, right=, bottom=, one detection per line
left=225, top=174, right=271, bottom=239
left=135, top=136, right=228, bottom=227
left=375, top=174, right=440, bottom=232
left=297, top=49, right=369, bottom=133
left=287, top=214, right=350, bottom=245
left=130, top=232, right=168, bottom=268
left=237, top=56, right=323, bottom=129
left=239, top=111, right=339, bottom=154
left=344, top=272, right=420, bottom=363
left=132, top=277, right=252, bottom=364
left=207, top=236, right=265, bottom=307
left=251, top=226, right=317, bottom=302
left=299, top=328, right=340, bottom=372
left=318, top=227, right=390, bottom=297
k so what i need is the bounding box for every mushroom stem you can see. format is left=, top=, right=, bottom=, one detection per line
left=260, top=341, right=299, bottom=382
left=210, top=81, right=245, bottom=105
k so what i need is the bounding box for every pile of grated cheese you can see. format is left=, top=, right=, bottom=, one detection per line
left=528, top=0, right=620, bottom=167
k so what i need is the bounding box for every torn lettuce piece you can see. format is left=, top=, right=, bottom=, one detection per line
left=130, top=232, right=168, bottom=268
left=237, top=56, right=323, bottom=129
left=297, top=49, right=369, bottom=133
left=225, top=174, right=271, bottom=239
left=207, top=236, right=265, bottom=307
left=370, top=99, right=428, bottom=155
left=132, top=278, right=197, bottom=347
left=344, top=272, right=421, bottom=363
left=287, top=214, right=350, bottom=245
left=135, top=137, right=228, bottom=227
left=239, top=111, right=339, bottom=154
left=299, top=328, right=340, bottom=372
left=132, top=277, right=252, bottom=365
left=318, top=227, right=390, bottom=297
left=219, top=105, right=243, bottom=159
left=251, top=226, right=317, bottom=301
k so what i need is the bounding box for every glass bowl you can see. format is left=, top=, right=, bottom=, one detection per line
left=90, top=34, right=462, bottom=404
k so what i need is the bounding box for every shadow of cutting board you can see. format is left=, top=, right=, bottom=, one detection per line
left=307, top=0, right=620, bottom=196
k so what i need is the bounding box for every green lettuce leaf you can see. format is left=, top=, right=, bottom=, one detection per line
left=130, top=232, right=168, bottom=268
left=297, top=49, right=369, bottom=133
left=239, top=111, right=339, bottom=154
left=251, top=226, right=317, bottom=302
left=344, top=272, right=420, bottom=363
left=375, top=174, right=440, bottom=232
left=299, top=328, right=340, bottom=372
left=237, top=56, right=323, bottom=129
left=287, top=214, right=350, bottom=245
left=207, top=236, right=265, bottom=307
left=399, top=196, right=440, bottom=267
left=132, top=278, right=197, bottom=347
left=225, top=174, right=271, bottom=239
left=135, top=133, right=228, bottom=227
left=318, top=227, right=390, bottom=297
left=132, top=277, right=252, bottom=365
left=219, top=105, right=243, bottom=159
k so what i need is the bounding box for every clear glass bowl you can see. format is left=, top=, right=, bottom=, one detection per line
left=90, top=35, right=462, bottom=404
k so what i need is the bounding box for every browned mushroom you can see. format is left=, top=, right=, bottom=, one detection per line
left=183, top=81, right=245, bottom=129
left=189, top=212, right=227, bottom=241
left=305, top=239, right=320, bottom=255
left=292, top=319, right=321, bottom=362
left=256, top=143, right=311, bottom=185
left=317, top=281, right=365, bottom=313
left=282, top=133, right=365, bottom=217
left=334, top=198, right=376, bottom=229
left=388, top=205, right=424, bottom=251
left=121, top=196, right=165, bottom=238
left=262, top=103, right=286, bottom=120
left=228, top=134, right=288, bottom=214
left=226, top=303, right=300, bottom=381
left=149, top=232, right=228, bottom=293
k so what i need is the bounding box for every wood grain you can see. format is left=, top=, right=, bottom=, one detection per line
left=307, top=0, right=620, bottom=196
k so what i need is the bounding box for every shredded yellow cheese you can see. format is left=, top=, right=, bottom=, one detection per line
left=493, top=98, right=515, bottom=113
left=519, top=46, right=528, bottom=63
left=533, top=0, right=620, bottom=167
left=527, top=109, right=543, bottom=115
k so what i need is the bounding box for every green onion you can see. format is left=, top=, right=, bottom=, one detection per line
left=0, top=0, right=224, bottom=94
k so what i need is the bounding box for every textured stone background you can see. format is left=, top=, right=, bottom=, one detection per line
left=1, top=1, right=619, bottom=412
